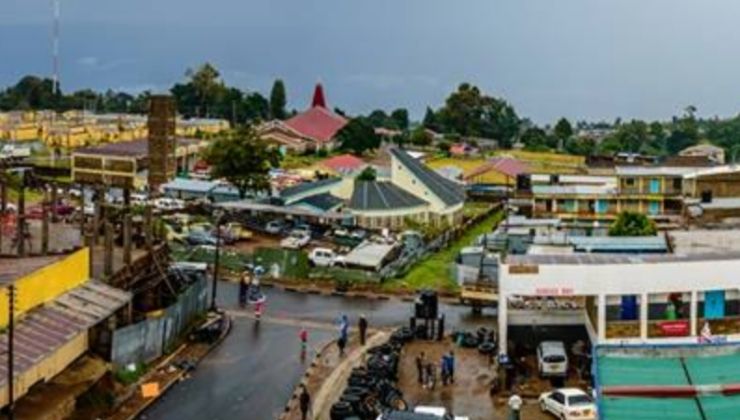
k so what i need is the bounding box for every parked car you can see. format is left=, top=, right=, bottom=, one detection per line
left=539, top=388, right=597, bottom=420
left=293, top=223, right=312, bottom=237
left=265, top=220, right=284, bottom=235
left=308, top=248, right=345, bottom=267
left=154, top=197, right=185, bottom=211
left=224, top=222, right=253, bottom=241
left=186, top=230, right=219, bottom=246
left=280, top=231, right=311, bottom=249
left=377, top=406, right=469, bottom=420
left=537, top=341, right=568, bottom=378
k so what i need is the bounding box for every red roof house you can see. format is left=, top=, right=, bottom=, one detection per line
left=317, top=154, right=366, bottom=174
left=259, top=83, right=348, bottom=152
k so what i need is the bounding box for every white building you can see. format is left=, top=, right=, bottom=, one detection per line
left=498, top=253, right=740, bottom=355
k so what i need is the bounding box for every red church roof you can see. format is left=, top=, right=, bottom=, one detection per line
left=285, top=105, right=348, bottom=143
left=312, top=83, right=327, bottom=108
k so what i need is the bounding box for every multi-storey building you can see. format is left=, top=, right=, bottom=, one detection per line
left=523, top=165, right=740, bottom=222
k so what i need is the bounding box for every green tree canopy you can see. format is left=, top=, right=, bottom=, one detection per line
left=608, top=211, right=657, bottom=237
left=431, top=83, right=521, bottom=148
left=554, top=117, right=574, bottom=150
left=269, top=79, right=287, bottom=120
left=356, top=166, right=377, bottom=181
left=410, top=126, right=433, bottom=147
left=204, top=127, right=281, bottom=198
left=185, top=63, right=223, bottom=117
left=336, top=117, right=381, bottom=156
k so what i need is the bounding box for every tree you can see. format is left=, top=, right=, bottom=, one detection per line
left=554, top=117, right=574, bottom=150
left=521, top=127, right=550, bottom=151
left=608, top=211, right=657, bottom=237
left=436, top=83, right=520, bottom=148
left=269, top=79, right=287, bottom=120
left=438, top=141, right=452, bottom=155
left=336, top=118, right=381, bottom=156
left=565, top=137, right=596, bottom=156
left=204, top=127, right=281, bottom=198
left=667, top=107, right=700, bottom=154
left=422, top=107, right=439, bottom=131
left=185, top=63, right=223, bottom=117
left=410, top=127, right=433, bottom=147
left=390, top=108, right=409, bottom=130
left=356, top=166, right=377, bottom=181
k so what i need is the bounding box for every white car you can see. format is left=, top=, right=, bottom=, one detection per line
left=376, top=406, right=469, bottom=420
left=309, top=248, right=345, bottom=267
left=539, top=388, right=597, bottom=420
left=280, top=231, right=311, bottom=249
left=537, top=341, right=568, bottom=378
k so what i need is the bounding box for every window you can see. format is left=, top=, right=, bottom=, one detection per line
left=673, top=178, right=682, bottom=190
left=625, top=178, right=635, bottom=186
left=551, top=392, right=565, bottom=404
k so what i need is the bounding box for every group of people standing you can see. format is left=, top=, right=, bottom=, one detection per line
left=336, top=313, right=369, bottom=357
left=415, top=351, right=456, bottom=390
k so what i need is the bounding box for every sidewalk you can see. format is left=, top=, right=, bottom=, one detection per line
left=280, top=331, right=390, bottom=420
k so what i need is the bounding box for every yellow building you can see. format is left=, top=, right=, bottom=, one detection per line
left=0, top=249, right=131, bottom=408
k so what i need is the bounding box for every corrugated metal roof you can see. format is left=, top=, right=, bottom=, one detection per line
left=390, top=147, right=465, bottom=206
left=350, top=181, right=428, bottom=211
left=162, top=178, right=218, bottom=194
left=506, top=252, right=740, bottom=265
left=0, top=255, right=67, bottom=285
left=293, top=193, right=344, bottom=212
left=280, top=178, right=342, bottom=199
left=568, top=236, right=668, bottom=253
left=0, top=281, right=131, bottom=388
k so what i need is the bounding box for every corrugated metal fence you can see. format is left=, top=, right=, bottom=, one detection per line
left=111, top=277, right=208, bottom=367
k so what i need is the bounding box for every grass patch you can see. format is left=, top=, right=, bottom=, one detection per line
left=383, top=209, right=504, bottom=293
left=114, top=363, right=146, bottom=385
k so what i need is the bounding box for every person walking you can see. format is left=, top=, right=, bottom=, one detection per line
left=508, top=393, right=522, bottom=420
left=425, top=361, right=436, bottom=390
left=299, top=384, right=311, bottom=420
left=447, top=351, right=456, bottom=384
left=299, top=327, right=309, bottom=350
left=238, top=273, right=249, bottom=308
left=337, top=335, right=347, bottom=357
left=339, top=314, right=349, bottom=343
left=415, top=352, right=426, bottom=385
left=358, top=314, right=368, bottom=346
left=440, top=355, right=449, bottom=386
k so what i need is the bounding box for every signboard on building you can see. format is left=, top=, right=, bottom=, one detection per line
left=657, top=320, right=690, bottom=337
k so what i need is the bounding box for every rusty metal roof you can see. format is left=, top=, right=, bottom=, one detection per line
left=0, top=255, right=67, bottom=285
left=0, top=281, right=131, bottom=388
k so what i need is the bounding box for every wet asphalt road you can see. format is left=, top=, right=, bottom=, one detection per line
left=142, top=281, right=495, bottom=420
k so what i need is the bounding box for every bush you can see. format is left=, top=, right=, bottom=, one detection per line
left=609, top=211, right=657, bottom=236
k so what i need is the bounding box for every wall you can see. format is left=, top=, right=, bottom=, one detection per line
left=500, top=257, right=740, bottom=297
left=111, top=277, right=207, bottom=367
left=0, top=331, right=88, bottom=408
left=0, top=248, right=89, bottom=327
left=390, top=154, right=449, bottom=213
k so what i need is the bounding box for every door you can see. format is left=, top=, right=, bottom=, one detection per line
left=648, top=201, right=660, bottom=215
left=649, top=178, right=661, bottom=194
left=704, top=290, right=726, bottom=319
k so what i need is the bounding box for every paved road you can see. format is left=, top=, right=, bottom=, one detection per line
left=142, top=281, right=495, bottom=420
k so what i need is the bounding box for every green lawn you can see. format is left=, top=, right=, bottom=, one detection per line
left=383, top=209, right=504, bottom=293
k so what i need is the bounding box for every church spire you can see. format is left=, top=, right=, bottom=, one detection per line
left=311, top=83, right=327, bottom=108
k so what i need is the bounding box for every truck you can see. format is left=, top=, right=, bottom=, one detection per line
left=457, top=246, right=499, bottom=312
left=0, top=145, right=31, bottom=161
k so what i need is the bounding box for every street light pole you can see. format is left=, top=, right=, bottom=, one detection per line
left=210, top=211, right=223, bottom=311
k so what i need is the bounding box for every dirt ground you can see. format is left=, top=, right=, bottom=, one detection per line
left=398, top=339, right=555, bottom=420
left=225, top=232, right=281, bottom=254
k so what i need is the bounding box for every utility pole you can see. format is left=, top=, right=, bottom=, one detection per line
left=52, top=0, right=61, bottom=96
left=7, top=284, right=15, bottom=420
left=210, top=210, right=223, bottom=311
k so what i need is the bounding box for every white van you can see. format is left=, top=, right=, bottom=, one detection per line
left=537, top=341, right=568, bottom=378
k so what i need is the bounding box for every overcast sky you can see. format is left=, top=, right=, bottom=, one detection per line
left=3, top=0, right=740, bottom=123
